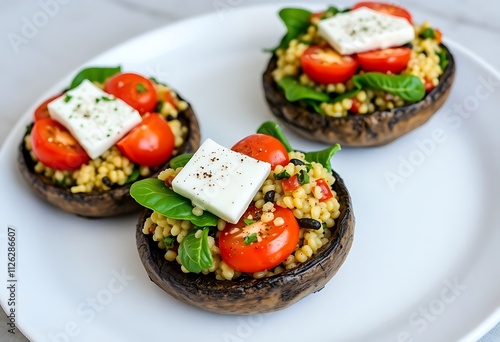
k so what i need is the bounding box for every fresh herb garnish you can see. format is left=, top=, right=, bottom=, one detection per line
left=64, top=94, right=72, bottom=103
left=178, top=228, right=214, bottom=273
left=130, top=178, right=218, bottom=227
left=169, top=153, right=193, bottom=169
left=163, top=236, right=176, bottom=250
left=304, top=144, right=341, bottom=173
left=125, top=166, right=141, bottom=184
left=277, top=76, right=331, bottom=103
left=244, top=233, right=258, bottom=245
left=274, top=170, right=291, bottom=180
left=267, top=8, right=312, bottom=52
left=436, top=48, right=449, bottom=71
left=244, top=218, right=254, bottom=225
left=419, top=27, right=436, bottom=39
left=297, top=169, right=310, bottom=185
left=352, top=73, right=426, bottom=102
left=69, top=66, right=121, bottom=90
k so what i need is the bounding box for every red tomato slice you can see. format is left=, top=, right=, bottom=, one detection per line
left=117, top=113, right=175, bottom=167
left=351, top=2, right=412, bottom=23
left=104, top=73, right=157, bottom=114
left=314, top=178, right=333, bottom=201
left=219, top=205, right=300, bottom=273
left=282, top=174, right=301, bottom=193
left=231, top=133, right=289, bottom=170
left=357, top=47, right=412, bottom=74
left=30, top=118, right=90, bottom=171
left=301, top=45, right=359, bottom=84
left=33, top=94, right=62, bottom=121
left=160, top=89, right=178, bottom=109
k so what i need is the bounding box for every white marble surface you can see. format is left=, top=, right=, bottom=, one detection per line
left=1, top=0, right=499, bottom=341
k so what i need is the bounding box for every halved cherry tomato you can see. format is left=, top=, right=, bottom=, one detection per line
left=160, top=89, right=178, bottom=109
left=33, top=94, right=62, bottom=121
left=424, top=77, right=435, bottom=92
left=301, top=45, right=359, bottom=85
left=314, top=178, right=333, bottom=201
left=282, top=174, right=301, bottom=193
left=357, top=47, right=412, bottom=74
left=219, top=205, right=300, bottom=273
left=434, top=29, right=443, bottom=44
left=117, top=113, right=175, bottom=167
left=350, top=98, right=362, bottom=114
left=351, top=2, right=412, bottom=23
left=30, top=118, right=90, bottom=171
left=231, top=133, right=289, bottom=170
left=104, top=73, right=157, bottom=114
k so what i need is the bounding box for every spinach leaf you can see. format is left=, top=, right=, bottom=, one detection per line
left=169, top=153, right=193, bottom=169
left=257, top=121, right=293, bottom=152
left=130, top=178, right=217, bottom=227
left=419, top=27, right=435, bottom=39
left=352, top=73, right=426, bottom=102
left=69, top=66, right=121, bottom=90
left=436, top=48, right=449, bottom=71
left=304, top=99, right=323, bottom=114
left=125, top=165, right=140, bottom=184
left=277, top=76, right=331, bottom=103
left=304, top=144, right=341, bottom=172
left=321, top=6, right=341, bottom=19
left=330, top=89, right=360, bottom=104
left=178, top=227, right=214, bottom=273
left=269, top=8, right=312, bottom=52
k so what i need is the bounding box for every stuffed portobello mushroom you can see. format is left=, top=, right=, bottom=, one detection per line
left=18, top=67, right=200, bottom=217
left=133, top=121, right=354, bottom=314
left=263, top=2, right=455, bottom=147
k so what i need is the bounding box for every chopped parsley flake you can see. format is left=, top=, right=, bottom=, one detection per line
left=243, top=218, right=254, bottom=225
left=274, top=170, right=291, bottom=180
left=244, top=233, right=258, bottom=245
left=64, top=94, right=72, bottom=103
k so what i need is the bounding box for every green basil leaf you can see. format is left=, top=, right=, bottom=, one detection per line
left=277, top=76, right=331, bottom=103
left=321, top=6, right=340, bottom=19
left=130, top=178, right=217, bottom=227
left=352, top=72, right=425, bottom=102
left=330, top=89, right=360, bottom=104
left=169, top=153, right=193, bottom=169
left=419, top=27, right=435, bottom=39
left=178, top=228, right=214, bottom=273
left=268, top=8, right=312, bottom=52
left=304, top=144, right=341, bottom=172
left=274, top=170, right=291, bottom=180
left=304, top=99, right=323, bottom=114
left=297, top=169, right=310, bottom=185
left=437, top=48, right=449, bottom=71
left=125, top=165, right=140, bottom=184
left=257, top=121, right=293, bottom=152
left=69, top=66, right=121, bottom=90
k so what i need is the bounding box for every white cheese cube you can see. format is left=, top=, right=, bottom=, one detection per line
left=172, top=138, right=271, bottom=224
left=318, top=7, right=415, bottom=55
left=47, top=79, right=142, bottom=159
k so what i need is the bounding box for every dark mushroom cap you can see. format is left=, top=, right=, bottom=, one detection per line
left=136, top=169, right=354, bottom=315
left=18, top=100, right=200, bottom=218
left=262, top=44, right=456, bottom=147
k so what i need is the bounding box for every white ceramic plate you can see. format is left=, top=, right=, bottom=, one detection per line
left=1, top=3, right=500, bottom=342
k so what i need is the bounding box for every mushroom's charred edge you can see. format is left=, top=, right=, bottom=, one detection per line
left=17, top=96, right=200, bottom=218
left=262, top=44, right=456, bottom=147
left=136, top=169, right=354, bottom=315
